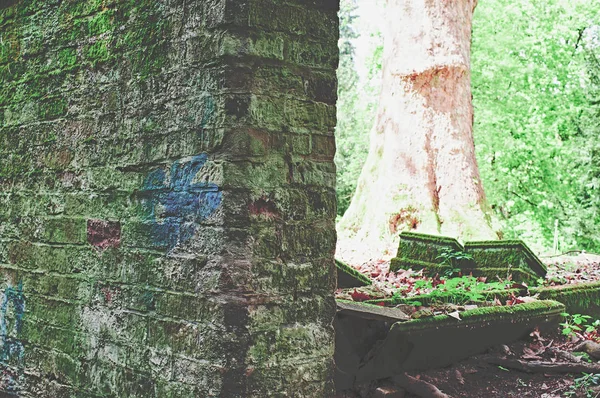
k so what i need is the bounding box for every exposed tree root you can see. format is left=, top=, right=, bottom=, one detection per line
left=392, top=373, right=450, bottom=398
left=573, top=340, right=600, bottom=360
left=546, top=347, right=582, bottom=363
left=485, top=356, right=600, bottom=374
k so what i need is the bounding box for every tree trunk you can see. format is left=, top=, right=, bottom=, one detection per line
left=337, top=0, right=496, bottom=264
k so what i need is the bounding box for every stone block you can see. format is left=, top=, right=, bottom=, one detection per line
left=532, top=281, right=600, bottom=319
left=463, top=240, right=547, bottom=283
left=390, top=232, right=547, bottom=284
left=390, top=232, right=464, bottom=273
left=335, top=300, right=564, bottom=390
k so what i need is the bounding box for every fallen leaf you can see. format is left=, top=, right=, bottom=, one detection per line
left=447, top=311, right=462, bottom=321
left=518, top=296, right=538, bottom=303
left=350, top=289, right=372, bottom=302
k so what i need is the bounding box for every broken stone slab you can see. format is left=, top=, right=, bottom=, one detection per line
left=390, top=232, right=464, bottom=271
left=463, top=240, right=547, bottom=284
left=356, top=300, right=564, bottom=382
left=337, top=259, right=372, bottom=288
left=532, top=281, right=600, bottom=319
left=334, top=300, right=411, bottom=391
left=390, top=232, right=547, bottom=284
left=335, top=299, right=564, bottom=391
left=337, top=299, right=410, bottom=323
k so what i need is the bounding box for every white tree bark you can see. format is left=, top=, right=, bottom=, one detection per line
left=337, top=0, right=496, bottom=264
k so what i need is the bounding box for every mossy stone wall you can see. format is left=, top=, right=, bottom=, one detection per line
left=0, top=0, right=339, bottom=396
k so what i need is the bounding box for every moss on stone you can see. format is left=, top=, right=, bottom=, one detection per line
left=392, top=300, right=565, bottom=332
left=399, top=231, right=464, bottom=246
left=335, top=259, right=371, bottom=288
left=366, top=287, right=521, bottom=307
left=464, top=240, right=547, bottom=277
left=397, top=232, right=463, bottom=261
left=532, top=282, right=600, bottom=318
left=390, top=233, right=546, bottom=283
left=389, top=257, right=449, bottom=273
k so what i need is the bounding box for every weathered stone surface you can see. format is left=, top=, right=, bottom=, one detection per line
left=336, top=259, right=372, bottom=288
left=0, top=0, right=339, bottom=396
left=390, top=232, right=546, bottom=284
left=464, top=240, right=547, bottom=283
left=390, top=232, right=464, bottom=274
left=335, top=300, right=564, bottom=391
left=532, top=281, right=600, bottom=319
left=337, top=300, right=408, bottom=323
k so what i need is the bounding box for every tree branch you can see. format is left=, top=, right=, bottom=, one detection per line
left=392, top=373, right=451, bottom=398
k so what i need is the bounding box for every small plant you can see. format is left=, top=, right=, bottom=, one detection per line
left=436, top=247, right=473, bottom=277
left=430, top=276, right=506, bottom=304
left=561, top=313, right=600, bottom=339
left=413, top=279, right=433, bottom=291
left=395, top=275, right=509, bottom=305
left=564, top=373, right=600, bottom=398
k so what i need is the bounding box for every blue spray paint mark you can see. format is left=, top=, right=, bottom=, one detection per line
left=142, top=154, right=222, bottom=251
left=0, top=282, right=25, bottom=393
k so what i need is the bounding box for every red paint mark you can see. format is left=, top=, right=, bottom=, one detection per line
left=101, top=287, right=113, bottom=303
left=249, top=197, right=279, bottom=220
left=87, top=219, right=121, bottom=250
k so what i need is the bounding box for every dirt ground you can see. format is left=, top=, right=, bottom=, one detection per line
left=339, top=330, right=599, bottom=398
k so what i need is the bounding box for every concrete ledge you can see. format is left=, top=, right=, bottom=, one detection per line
left=336, top=259, right=372, bottom=288
left=532, top=281, right=600, bottom=318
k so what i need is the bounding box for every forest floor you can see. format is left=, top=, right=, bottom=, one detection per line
left=336, top=251, right=600, bottom=398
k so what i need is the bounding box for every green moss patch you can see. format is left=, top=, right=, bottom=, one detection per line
left=532, top=282, right=600, bottom=319
left=464, top=240, right=547, bottom=277
left=394, top=231, right=463, bottom=265
left=393, top=300, right=564, bottom=332
left=389, top=257, right=448, bottom=273
left=389, top=232, right=546, bottom=284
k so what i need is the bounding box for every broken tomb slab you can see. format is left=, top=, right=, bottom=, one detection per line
left=532, top=281, right=600, bottom=319
left=335, top=299, right=565, bottom=390
left=389, top=232, right=547, bottom=284
left=391, top=232, right=464, bottom=266
left=463, top=240, right=547, bottom=283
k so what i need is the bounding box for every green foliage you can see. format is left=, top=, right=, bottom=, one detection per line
left=560, top=312, right=600, bottom=338
left=436, top=247, right=474, bottom=277
left=400, top=276, right=508, bottom=305
left=564, top=373, right=600, bottom=398
left=433, top=276, right=507, bottom=304
left=471, top=0, right=600, bottom=252
left=336, top=0, right=600, bottom=251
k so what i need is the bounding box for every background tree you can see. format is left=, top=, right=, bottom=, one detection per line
left=337, top=0, right=496, bottom=264
left=471, top=0, right=600, bottom=252
left=336, top=0, right=600, bottom=258
left=335, top=0, right=381, bottom=217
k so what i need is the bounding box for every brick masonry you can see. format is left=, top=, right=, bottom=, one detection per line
left=0, top=0, right=339, bottom=396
